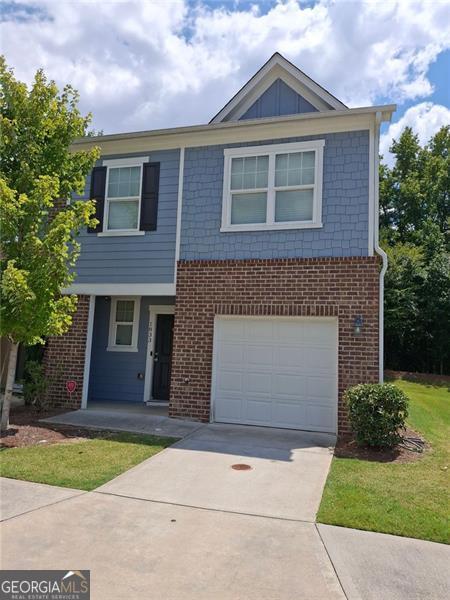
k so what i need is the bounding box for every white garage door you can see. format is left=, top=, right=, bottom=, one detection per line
left=212, top=317, right=338, bottom=433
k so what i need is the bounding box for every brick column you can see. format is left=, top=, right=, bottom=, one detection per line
left=44, top=295, right=90, bottom=410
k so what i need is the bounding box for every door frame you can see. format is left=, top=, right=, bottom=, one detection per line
left=143, top=305, right=175, bottom=404
left=210, top=315, right=339, bottom=432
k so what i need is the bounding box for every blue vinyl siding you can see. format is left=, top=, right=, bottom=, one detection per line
left=88, top=296, right=174, bottom=403
left=73, top=149, right=180, bottom=284
left=240, top=79, right=318, bottom=120
left=180, top=130, right=370, bottom=260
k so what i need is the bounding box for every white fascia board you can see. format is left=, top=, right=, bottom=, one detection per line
left=63, top=283, right=176, bottom=296
left=71, top=106, right=396, bottom=155
left=210, top=54, right=347, bottom=123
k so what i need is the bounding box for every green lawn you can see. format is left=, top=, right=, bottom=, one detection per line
left=0, top=432, right=176, bottom=491
left=317, top=380, right=449, bottom=544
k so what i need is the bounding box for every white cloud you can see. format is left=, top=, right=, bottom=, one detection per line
left=380, top=102, right=450, bottom=166
left=1, top=0, right=449, bottom=133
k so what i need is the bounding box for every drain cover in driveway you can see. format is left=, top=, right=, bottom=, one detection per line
left=231, top=464, right=252, bottom=471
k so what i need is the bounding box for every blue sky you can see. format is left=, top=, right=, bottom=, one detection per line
left=1, top=0, right=449, bottom=164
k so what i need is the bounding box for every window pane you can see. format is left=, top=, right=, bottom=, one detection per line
left=108, top=166, right=141, bottom=198
left=115, top=324, right=133, bottom=346
left=231, top=155, right=268, bottom=190
left=116, top=300, right=134, bottom=322
left=231, top=192, right=267, bottom=224
left=108, top=199, right=139, bottom=230
left=275, top=189, right=314, bottom=222
left=275, top=151, right=315, bottom=187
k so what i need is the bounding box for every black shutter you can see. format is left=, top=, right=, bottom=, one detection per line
left=140, top=162, right=160, bottom=231
left=87, top=166, right=107, bottom=233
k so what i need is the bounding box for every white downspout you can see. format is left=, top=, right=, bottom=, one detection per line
left=373, top=111, right=388, bottom=382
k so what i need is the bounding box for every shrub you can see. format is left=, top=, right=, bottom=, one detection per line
left=23, top=360, right=49, bottom=412
left=345, top=383, right=409, bottom=448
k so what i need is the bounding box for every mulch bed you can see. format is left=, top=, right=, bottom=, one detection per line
left=0, top=406, right=108, bottom=449
left=335, top=426, right=429, bottom=464
left=385, top=370, right=450, bottom=386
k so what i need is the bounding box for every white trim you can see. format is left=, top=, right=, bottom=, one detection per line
left=107, top=297, right=141, bottom=352
left=102, top=156, right=149, bottom=167
left=103, top=162, right=143, bottom=234
left=368, top=122, right=375, bottom=256
left=71, top=107, right=396, bottom=155
left=81, top=295, right=95, bottom=409
left=63, top=283, right=176, bottom=296
left=221, top=140, right=325, bottom=232
left=373, top=111, right=388, bottom=382
left=174, top=147, right=185, bottom=284
left=210, top=54, right=346, bottom=123
left=97, top=230, right=145, bottom=237
left=143, top=304, right=175, bottom=402
left=210, top=315, right=338, bottom=433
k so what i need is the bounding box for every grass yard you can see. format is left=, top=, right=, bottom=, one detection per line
left=317, top=379, right=449, bottom=544
left=0, top=432, right=176, bottom=491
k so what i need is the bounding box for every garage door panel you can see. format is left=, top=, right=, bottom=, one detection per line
left=217, top=370, right=243, bottom=393
left=306, top=404, right=336, bottom=430
left=246, top=372, right=273, bottom=395
left=214, top=396, right=242, bottom=421
left=218, top=342, right=244, bottom=365
left=213, top=317, right=337, bottom=433
left=273, top=373, right=307, bottom=398
left=246, top=344, right=273, bottom=367
left=244, top=398, right=272, bottom=423
left=272, top=401, right=308, bottom=428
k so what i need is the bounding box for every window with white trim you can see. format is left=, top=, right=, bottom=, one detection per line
left=105, top=164, right=142, bottom=232
left=221, top=140, right=325, bottom=231
left=107, top=298, right=140, bottom=352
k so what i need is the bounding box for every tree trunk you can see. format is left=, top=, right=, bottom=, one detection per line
left=1, top=342, right=19, bottom=433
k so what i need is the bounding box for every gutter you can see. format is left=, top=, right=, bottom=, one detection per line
left=72, top=104, right=396, bottom=147
left=373, top=111, right=388, bottom=382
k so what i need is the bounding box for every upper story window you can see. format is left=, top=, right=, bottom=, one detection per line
left=221, top=140, right=325, bottom=232
left=103, top=157, right=147, bottom=234
left=106, top=165, right=142, bottom=231
left=107, top=297, right=140, bottom=352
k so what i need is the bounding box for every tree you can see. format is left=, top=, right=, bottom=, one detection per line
left=380, top=126, right=450, bottom=375
left=0, top=57, right=100, bottom=432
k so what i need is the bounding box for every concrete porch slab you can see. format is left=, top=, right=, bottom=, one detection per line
left=98, top=423, right=335, bottom=522
left=41, top=409, right=204, bottom=439
left=0, top=477, right=83, bottom=521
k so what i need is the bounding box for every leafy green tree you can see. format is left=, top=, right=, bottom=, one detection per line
left=380, top=126, right=450, bottom=374
left=0, top=57, right=100, bottom=431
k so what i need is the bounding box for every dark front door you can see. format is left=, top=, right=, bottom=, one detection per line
left=151, top=314, right=174, bottom=401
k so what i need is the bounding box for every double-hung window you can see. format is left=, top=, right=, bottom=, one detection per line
left=221, top=140, right=324, bottom=231
left=101, top=157, right=150, bottom=234
left=108, top=298, right=140, bottom=352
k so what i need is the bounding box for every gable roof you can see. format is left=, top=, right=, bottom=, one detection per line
left=210, top=52, right=347, bottom=123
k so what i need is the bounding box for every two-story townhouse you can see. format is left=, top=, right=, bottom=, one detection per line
left=44, top=53, right=395, bottom=436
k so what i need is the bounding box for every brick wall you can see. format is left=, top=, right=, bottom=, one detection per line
left=169, top=257, right=380, bottom=435
left=44, top=295, right=90, bottom=410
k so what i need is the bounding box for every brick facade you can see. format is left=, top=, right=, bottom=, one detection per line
left=44, top=294, right=90, bottom=410
left=169, top=257, right=380, bottom=434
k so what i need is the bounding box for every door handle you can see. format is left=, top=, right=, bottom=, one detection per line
left=154, top=352, right=159, bottom=362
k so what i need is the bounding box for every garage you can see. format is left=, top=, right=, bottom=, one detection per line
left=211, top=316, right=338, bottom=433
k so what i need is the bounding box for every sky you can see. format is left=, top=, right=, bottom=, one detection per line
left=1, top=0, right=449, bottom=165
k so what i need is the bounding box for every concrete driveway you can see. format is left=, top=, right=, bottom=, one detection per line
left=1, top=423, right=449, bottom=599
left=98, top=423, right=336, bottom=522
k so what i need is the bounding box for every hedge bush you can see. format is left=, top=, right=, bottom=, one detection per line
left=345, top=383, right=409, bottom=448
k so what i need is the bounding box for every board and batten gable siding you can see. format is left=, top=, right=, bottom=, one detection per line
left=240, top=78, right=318, bottom=120
left=88, top=296, right=174, bottom=403
left=180, top=130, right=370, bottom=260
left=73, top=149, right=180, bottom=284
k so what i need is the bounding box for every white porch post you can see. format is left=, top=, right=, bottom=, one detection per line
left=81, top=295, right=95, bottom=409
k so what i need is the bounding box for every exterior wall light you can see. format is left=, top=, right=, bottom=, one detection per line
left=354, top=315, right=364, bottom=336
